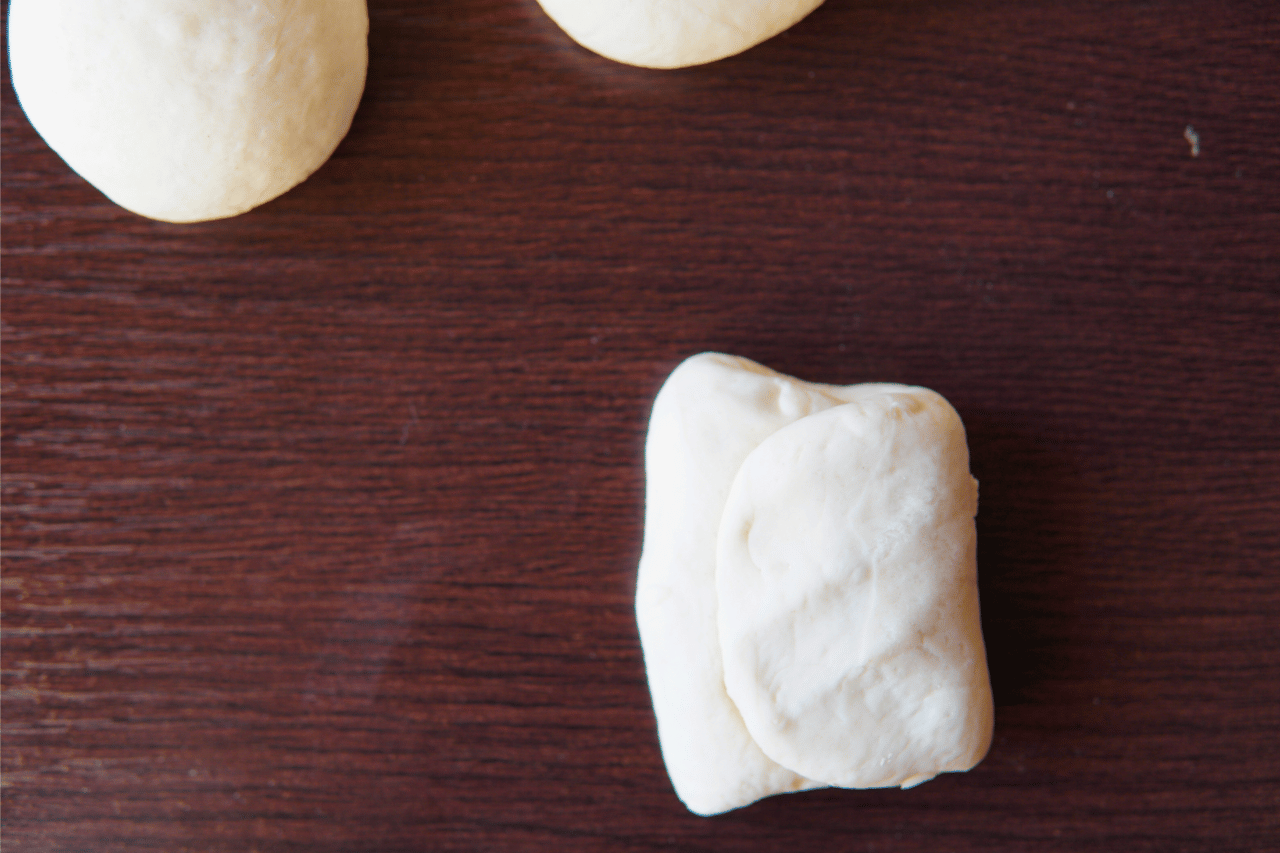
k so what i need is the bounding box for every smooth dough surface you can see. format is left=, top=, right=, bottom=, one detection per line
left=8, top=0, right=368, bottom=223
left=717, top=390, right=992, bottom=788
left=636, top=353, right=992, bottom=814
left=535, top=0, right=825, bottom=68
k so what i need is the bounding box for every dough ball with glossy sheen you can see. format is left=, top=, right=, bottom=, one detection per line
left=536, top=0, right=825, bottom=69
left=7, top=0, right=368, bottom=223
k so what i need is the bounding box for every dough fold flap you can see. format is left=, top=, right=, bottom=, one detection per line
left=636, top=353, right=992, bottom=815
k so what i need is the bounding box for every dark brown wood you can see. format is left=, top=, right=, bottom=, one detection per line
left=4, top=1, right=1278, bottom=850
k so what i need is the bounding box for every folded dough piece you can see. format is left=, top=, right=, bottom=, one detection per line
left=636, top=353, right=992, bottom=815
left=535, top=0, right=825, bottom=69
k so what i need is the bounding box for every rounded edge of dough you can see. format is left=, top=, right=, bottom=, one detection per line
left=535, top=0, right=826, bottom=69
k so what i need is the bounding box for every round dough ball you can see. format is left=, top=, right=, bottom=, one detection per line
left=7, top=0, right=369, bottom=223
left=535, top=0, right=825, bottom=69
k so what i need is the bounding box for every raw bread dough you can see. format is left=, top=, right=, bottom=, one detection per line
left=535, top=0, right=825, bottom=69
left=7, top=0, right=369, bottom=223
left=636, top=353, right=992, bottom=815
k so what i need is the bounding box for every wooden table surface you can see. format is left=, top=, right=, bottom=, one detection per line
left=3, top=1, right=1278, bottom=850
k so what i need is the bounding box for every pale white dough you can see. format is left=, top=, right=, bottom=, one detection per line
left=535, top=0, right=825, bottom=69
left=717, top=388, right=993, bottom=789
left=636, top=354, right=848, bottom=815
left=636, top=353, right=992, bottom=815
left=7, top=0, right=369, bottom=223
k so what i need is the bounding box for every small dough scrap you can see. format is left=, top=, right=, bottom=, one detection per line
left=7, top=0, right=369, bottom=223
left=636, top=353, right=992, bottom=815
left=535, top=0, right=825, bottom=69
